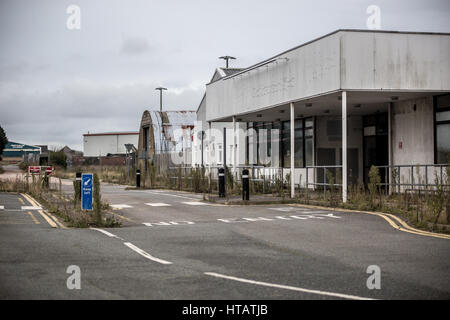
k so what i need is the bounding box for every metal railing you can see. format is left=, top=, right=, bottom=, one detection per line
left=305, top=165, right=343, bottom=194
left=303, top=164, right=449, bottom=194
left=166, top=163, right=449, bottom=195
left=167, top=165, right=290, bottom=193
left=374, top=164, right=450, bottom=194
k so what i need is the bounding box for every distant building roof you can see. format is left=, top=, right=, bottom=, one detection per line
left=222, top=68, right=244, bottom=76
left=35, top=145, right=49, bottom=154
left=2, top=141, right=41, bottom=158
left=147, top=110, right=196, bottom=127
left=83, top=131, right=139, bottom=137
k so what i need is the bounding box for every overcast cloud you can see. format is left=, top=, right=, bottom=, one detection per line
left=0, top=0, right=449, bottom=150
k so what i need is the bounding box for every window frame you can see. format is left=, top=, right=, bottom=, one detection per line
left=434, top=94, right=450, bottom=164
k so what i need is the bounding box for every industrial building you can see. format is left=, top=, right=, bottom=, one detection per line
left=194, top=29, right=450, bottom=201
left=137, top=110, right=196, bottom=173
left=1, top=141, right=41, bottom=163
left=83, top=132, right=139, bottom=157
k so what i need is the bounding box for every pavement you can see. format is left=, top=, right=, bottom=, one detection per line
left=0, top=167, right=449, bottom=300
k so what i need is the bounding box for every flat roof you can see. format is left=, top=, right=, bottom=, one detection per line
left=83, top=132, right=139, bottom=137
left=207, top=29, right=450, bottom=85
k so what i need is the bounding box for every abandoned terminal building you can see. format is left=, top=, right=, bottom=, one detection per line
left=193, top=29, right=450, bottom=201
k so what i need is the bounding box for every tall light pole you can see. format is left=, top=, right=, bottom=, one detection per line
left=219, top=56, right=236, bottom=69
left=155, top=87, right=167, bottom=112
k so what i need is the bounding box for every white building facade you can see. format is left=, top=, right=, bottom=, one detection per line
left=194, top=30, right=450, bottom=201
left=83, top=132, right=139, bottom=157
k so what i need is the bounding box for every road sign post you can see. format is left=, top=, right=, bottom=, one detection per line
left=81, top=173, right=93, bottom=211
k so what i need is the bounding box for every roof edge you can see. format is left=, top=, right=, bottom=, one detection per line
left=206, top=29, right=450, bottom=86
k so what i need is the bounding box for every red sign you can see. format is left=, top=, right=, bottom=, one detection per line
left=29, top=166, right=41, bottom=174
left=45, top=166, right=53, bottom=175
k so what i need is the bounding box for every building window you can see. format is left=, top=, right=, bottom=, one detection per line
left=281, top=117, right=314, bottom=168
left=435, top=95, right=450, bottom=164
left=304, top=118, right=314, bottom=167
left=244, top=117, right=313, bottom=168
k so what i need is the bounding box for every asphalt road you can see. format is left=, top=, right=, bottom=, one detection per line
left=0, top=182, right=449, bottom=300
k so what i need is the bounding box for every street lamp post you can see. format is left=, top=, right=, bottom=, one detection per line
left=155, top=87, right=167, bottom=112
left=219, top=56, right=236, bottom=69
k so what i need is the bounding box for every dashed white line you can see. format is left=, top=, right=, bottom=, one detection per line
left=182, top=201, right=208, bottom=206
left=21, top=206, right=42, bottom=210
left=145, top=203, right=171, bottom=207
left=146, top=191, right=199, bottom=200
left=143, top=221, right=195, bottom=227
left=204, top=272, right=375, bottom=300
left=90, top=228, right=124, bottom=240
left=0, top=205, right=4, bottom=210
left=110, top=204, right=133, bottom=209
left=124, top=242, right=173, bottom=265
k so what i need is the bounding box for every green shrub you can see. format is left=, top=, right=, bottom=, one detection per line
left=368, top=166, right=381, bottom=209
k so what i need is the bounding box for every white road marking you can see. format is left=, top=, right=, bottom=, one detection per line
left=90, top=228, right=124, bottom=240
left=269, top=207, right=296, bottom=212
left=242, top=217, right=274, bottom=222
left=204, top=272, right=374, bottom=300
left=143, top=221, right=195, bottom=227
left=143, top=221, right=172, bottom=226
left=217, top=218, right=248, bottom=223
left=21, top=206, right=42, bottom=210
left=124, top=242, right=172, bottom=265
left=145, top=203, right=171, bottom=207
left=0, top=205, right=4, bottom=210
left=146, top=191, right=199, bottom=200
left=110, top=204, right=133, bottom=209
left=218, top=214, right=344, bottom=224
left=274, top=216, right=292, bottom=220
left=294, top=215, right=324, bottom=219
left=289, top=215, right=308, bottom=220
left=316, top=213, right=342, bottom=219
left=182, top=201, right=208, bottom=206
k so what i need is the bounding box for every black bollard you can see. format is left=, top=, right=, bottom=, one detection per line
left=242, top=169, right=249, bottom=201
left=218, top=167, right=226, bottom=197
left=76, top=172, right=82, bottom=200
left=136, top=169, right=141, bottom=188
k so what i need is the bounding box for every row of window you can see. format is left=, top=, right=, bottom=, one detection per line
left=246, top=118, right=314, bottom=168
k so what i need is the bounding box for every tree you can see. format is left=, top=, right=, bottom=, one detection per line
left=0, top=125, right=8, bottom=160
left=49, top=150, right=67, bottom=168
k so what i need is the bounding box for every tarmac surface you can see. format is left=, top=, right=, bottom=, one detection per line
left=0, top=168, right=449, bottom=299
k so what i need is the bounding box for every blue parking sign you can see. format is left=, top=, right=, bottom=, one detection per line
left=81, top=173, right=93, bottom=211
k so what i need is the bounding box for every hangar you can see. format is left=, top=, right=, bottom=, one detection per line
left=137, top=110, right=196, bottom=173
left=195, top=29, right=450, bottom=201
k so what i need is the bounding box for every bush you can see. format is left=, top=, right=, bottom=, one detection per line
left=50, top=151, right=67, bottom=168
left=368, top=166, right=381, bottom=209
left=18, top=162, right=28, bottom=171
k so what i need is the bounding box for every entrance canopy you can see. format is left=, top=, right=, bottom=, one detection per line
left=213, top=90, right=444, bottom=123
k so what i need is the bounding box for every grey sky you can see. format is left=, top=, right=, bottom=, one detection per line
left=1, top=0, right=449, bottom=151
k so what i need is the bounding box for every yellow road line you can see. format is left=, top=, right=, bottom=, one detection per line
left=21, top=193, right=58, bottom=228
left=22, top=193, right=66, bottom=228
left=18, top=198, right=25, bottom=205
left=49, top=213, right=67, bottom=229
left=289, top=203, right=449, bottom=240
left=27, top=211, right=40, bottom=224
left=113, top=213, right=135, bottom=223
left=37, top=210, right=58, bottom=228
left=384, top=213, right=450, bottom=240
